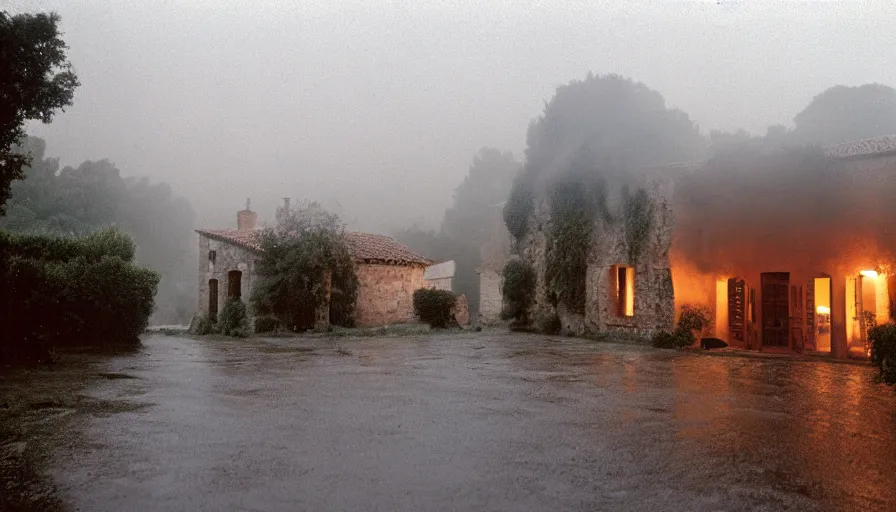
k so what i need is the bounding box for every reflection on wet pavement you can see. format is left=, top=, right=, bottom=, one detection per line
left=4, top=332, right=895, bottom=511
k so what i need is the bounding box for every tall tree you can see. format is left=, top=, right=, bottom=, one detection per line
left=791, top=84, right=896, bottom=146
left=0, top=11, right=79, bottom=213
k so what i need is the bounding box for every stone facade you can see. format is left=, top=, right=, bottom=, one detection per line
left=477, top=269, right=504, bottom=325
left=517, top=173, right=677, bottom=338
left=354, top=263, right=427, bottom=326
left=197, top=235, right=258, bottom=325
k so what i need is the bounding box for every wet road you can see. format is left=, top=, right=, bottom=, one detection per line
left=27, top=333, right=896, bottom=510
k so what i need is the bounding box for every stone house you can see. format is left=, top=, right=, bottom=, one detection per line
left=197, top=203, right=447, bottom=329
left=483, top=135, right=896, bottom=359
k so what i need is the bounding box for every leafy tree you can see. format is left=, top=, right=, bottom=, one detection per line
left=524, top=73, right=706, bottom=178
left=399, top=147, right=518, bottom=314
left=791, top=84, right=896, bottom=146
left=0, top=11, right=79, bottom=213
left=1, top=136, right=197, bottom=324
left=251, top=202, right=358, bottom=330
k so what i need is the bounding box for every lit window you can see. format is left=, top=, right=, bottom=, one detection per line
left=612, top=265, right=635, bottom=317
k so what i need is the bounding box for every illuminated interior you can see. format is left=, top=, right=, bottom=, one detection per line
left=615, top=265, right=635, bottom=317
left=813, top=277, right=831, bottom=353
left=715, top=279, right=729, bottom=340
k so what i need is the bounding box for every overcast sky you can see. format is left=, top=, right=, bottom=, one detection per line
left=9, top=0, right=896, bottom=232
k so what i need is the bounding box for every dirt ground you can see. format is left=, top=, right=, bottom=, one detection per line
left=2, top=331, right=895, bottom=511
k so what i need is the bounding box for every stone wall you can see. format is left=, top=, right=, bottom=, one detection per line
left=426, top=277, right=453, bottom=291
left=519, top=174, right=675, bottom=338
left=354, top=264, right=426, bottom=327
left=478, top=270, right=504, bottom=325
left=197, top=235, right=258, bottom=323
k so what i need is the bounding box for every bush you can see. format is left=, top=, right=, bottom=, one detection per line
left=0, top=229, right=158, bottom=361
left=652, top=304, right=711, bottom=349
left=536, top=312, right=561, bottom=335
left=868, top=323, right=896, bottom=384
left=501, top=259, right=536, bottom=324
left=413, top=288, right=457, bottom=328
left=651, top=329, right=695, bottom=349
left=254, top=315, right=280, bottom=334
left=219, top=298, right=248, bottom=337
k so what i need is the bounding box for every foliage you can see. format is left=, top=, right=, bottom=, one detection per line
left=0, top=11, right=80, bottom=213
left=500, top=259, right=536, bottom=324
left=0, top=227, right=135, bottom=262
left=544, top=172, right=600, bottom=314
left=219, top=298, right=248, bottom=337
left=251, top=202, right=358, bottom=331
left=412, top=288, right=457, bottom=328
left=623, top=188, right=653, bottom=262
left=651, top=329, right=694, bottom=349
left=503, top=170, right=535, bottom=242
left=524, top=73, right=706, bottom=182
left=792, top=84, right=896, bottom=146
left=191, top=315, right=215, bottom=335
left=868, top=323, right=896, bottom=385
left=254, top=315, right=280, bottom=334
left=536, top=312, right=561, bottom=335
left=0, top=229, right=159, bottom=361
left=652, top=304, right=712, bottom=349
left=1, top=136, right=197, bottom=324
left=398, top=147, right=518, bottom=315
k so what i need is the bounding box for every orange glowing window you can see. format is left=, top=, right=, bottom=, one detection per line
left=611, top=265, right=635, bottom=317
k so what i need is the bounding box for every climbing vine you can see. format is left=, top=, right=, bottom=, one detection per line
left=624, top=188, right=653, bottom=263
left=544, top=173, right=603, bottom=314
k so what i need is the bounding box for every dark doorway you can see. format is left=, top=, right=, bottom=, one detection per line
left=228, top=270, right=242, bottom=299
left=209, top=279, right=219, bottom=321
left=761, top=272, right=790, bottom=347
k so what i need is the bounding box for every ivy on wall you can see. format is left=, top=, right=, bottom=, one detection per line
left=624, top=188, right=654, bottom=263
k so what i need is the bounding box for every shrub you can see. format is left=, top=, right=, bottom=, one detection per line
left=536, top=312, right=561, bottom=335
left=500, top=259, right=536, bottom=324
left=677, top=304, right=712, bottom=335
left=0, top=229, right=158, bottom=361
left=219, top=298, right=248, bottom=337
left=651, top=329, right=695, bottom=349
left=868, top=323, right=896, bottom=384
left=254, top=315, right=280, bottom=334
left=413, top=288, right=457, bottom=328
left=191, top=314, right=215, bottom=335
left=652, top=304, right=711, bottom=349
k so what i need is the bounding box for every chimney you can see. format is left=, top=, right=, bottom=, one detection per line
left=237, top=198, right=257, bottom=230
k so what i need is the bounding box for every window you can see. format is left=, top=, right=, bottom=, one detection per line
left=611, top=265, right=635, bottom=317
left=228, top=270, right=242, bottom=299
left=208, top=250, right=216, bottom=264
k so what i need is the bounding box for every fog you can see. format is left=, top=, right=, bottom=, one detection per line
left=11, top=0, right=896, bottom=233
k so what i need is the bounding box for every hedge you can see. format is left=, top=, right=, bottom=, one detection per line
left=413, top=288, right=457, bottom=328
left=0, top=228, right=158, bottom=361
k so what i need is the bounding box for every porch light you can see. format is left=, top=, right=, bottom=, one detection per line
left=860, top=269, right=878, bottom=279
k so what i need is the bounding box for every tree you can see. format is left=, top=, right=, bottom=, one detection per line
left=398, top=147, right=519, bottom=315
left=505, top=73, right=706, bottom=241
left=524, top=73, right=706, bottom=178
left=0, top=11, right=79, bottom=213
left=791, top=84, right=896, bottom=146
left=251, top=202, right=359, bottom=330
left=1, top=136, right=197, bottom=324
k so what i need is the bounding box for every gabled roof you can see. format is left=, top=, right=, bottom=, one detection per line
left=824, top=135, right=896, bottom=159
left=196, top=229, right=431, bottom=266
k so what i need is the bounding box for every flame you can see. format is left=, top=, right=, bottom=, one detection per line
left=860, top=269, right=878, bottom=279
left=816, top=305, right=831, bottom=315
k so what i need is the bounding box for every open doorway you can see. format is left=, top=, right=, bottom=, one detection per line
left=228, top=270, right=242, bottom=299
left=811, top=276, right=832, bottom=353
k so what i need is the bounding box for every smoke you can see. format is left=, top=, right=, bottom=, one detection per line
left=671, top=146, right=896, bottom=278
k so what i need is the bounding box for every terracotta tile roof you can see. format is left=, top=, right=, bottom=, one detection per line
left=824, top=135, right=896, bottom=159
left=196, top=229, right=431, bottom=266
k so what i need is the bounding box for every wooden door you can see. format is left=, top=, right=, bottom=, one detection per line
left=806, top=279, right=815, bottom=350
left=209, top=279, right=219, bottom=322
left=761, top=272, right=790, bottom=347
left=790, top=284, right=804, bottom=353
left=728, top=278, right=746, bottom=345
